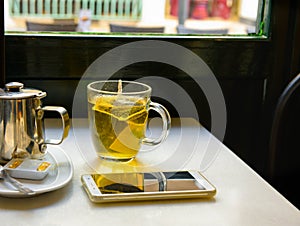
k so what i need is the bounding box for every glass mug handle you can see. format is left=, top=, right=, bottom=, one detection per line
left=41, top=106, right=70, bottom=145
left=142, top=102, right=171, bottom=146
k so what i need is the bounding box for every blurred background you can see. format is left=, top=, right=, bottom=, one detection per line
left=5, top=0, right=259, bottom=35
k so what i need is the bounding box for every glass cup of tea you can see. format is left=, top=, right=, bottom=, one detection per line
left=87, top=80, right=171, bottom=162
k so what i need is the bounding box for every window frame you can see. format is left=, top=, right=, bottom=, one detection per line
left=4, top=0, right=271, bottom=39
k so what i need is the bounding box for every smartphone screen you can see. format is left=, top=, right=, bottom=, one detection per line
left=81, top=171, right=216, bottom=202
left=91, top=171, right=206, bottom=194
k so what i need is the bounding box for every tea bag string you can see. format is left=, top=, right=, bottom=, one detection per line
left=118, top=79, right=122, bottom=95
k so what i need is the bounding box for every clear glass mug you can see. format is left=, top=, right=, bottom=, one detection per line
left=87, top=80, right=171, bottom=162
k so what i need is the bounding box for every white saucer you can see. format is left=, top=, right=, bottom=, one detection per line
left=0, top=146, right=73, bottom=198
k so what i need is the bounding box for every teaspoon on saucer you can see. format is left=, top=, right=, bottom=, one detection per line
left=0, top=165, right=35, bottom=195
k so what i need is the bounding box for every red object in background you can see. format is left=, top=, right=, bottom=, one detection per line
left=170, top=0, right=209, bottom=20
left=170, top=0, right=179, bottom=16
left=211, top=0, right=231, bottom=19
left=191, top=0, right=209, bottom=19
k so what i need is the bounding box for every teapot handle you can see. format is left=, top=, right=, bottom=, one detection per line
left=41, top=106, right=70, bottom=145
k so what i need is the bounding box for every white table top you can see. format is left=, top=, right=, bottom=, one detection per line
left=0, top=118, right=299, bottom=226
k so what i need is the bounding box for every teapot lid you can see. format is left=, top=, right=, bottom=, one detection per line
left=0, top=82, right=47, bottom=99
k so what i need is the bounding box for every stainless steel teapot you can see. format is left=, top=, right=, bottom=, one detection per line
left=0, top=82, right=70, bottom=163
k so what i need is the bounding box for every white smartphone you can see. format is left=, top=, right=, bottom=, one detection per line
left=81, top=170, right=216, bottom=203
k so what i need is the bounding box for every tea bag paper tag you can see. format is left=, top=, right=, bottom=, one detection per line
left=118, top=79, right=122, bottom=94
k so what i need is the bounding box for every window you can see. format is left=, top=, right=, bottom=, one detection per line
left=4, top=0, right=269, bottom=37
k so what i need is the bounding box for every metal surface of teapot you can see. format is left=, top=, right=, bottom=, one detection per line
left=0, top=82, right=69, bottom=163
